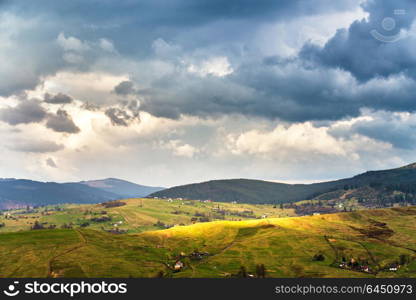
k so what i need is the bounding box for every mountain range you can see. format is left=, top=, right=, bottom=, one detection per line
left=0, top=178, right=164, bottom=209
left=79, top=178, right=164, bottom=198
left=1, top=163, right=416, bottom=209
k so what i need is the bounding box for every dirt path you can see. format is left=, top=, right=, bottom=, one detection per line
left=323, top=235, right=339, bottom=264
left=46, top=229, right=88, bottom=277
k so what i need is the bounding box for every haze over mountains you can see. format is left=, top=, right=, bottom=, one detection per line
left=79, top=178, right=164, bottom=198
left=1, top=163, right=416, bottom=210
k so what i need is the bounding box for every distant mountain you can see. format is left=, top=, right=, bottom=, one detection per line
left=0, top=178, right=164, bottom=210
left=148, top=178, right=338, bottom=204
left=79, top=178, right=164, bottom=198
left=0, top=179, right=120, bottom=210
left=148, top=163, right=416, bottom=205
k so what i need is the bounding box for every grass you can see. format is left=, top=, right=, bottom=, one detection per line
left=0, top=198, right=295, bottom=233
left=0, top=206, right=415, bottom=278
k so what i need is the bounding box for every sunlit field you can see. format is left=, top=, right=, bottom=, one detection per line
left=0, top=205, right=415, bottom=278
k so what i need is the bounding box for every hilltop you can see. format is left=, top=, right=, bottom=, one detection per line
left=0, top=206, right=415, bottom=278
left=0, top=179, right=119, bottom=210
left=0, top=178, right=163, bottom=209
left=79, top=178, right=164, bottom=198
left=149, top=163, right=416, bottom=207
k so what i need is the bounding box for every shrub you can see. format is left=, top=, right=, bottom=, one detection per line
left=313, top=254, right=325, bottom=261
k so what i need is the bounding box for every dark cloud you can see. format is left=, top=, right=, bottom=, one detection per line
left=113, top=81, right=135, bottom=95
left=81, top=102, right=100, bottom=111
left=137, top=58, right=416, bottom=122
left=44, top=92, right=73, bottom=104
left=2, top=0, right=360, bottom=67
left=2, top=0, right=415, bottom=126
left=46, top=109, right=80, bottom=133
left=46, top=157, right=57, bottom=168
left=300, top=0, right=416, bottom=82
left=7, top=139, right=64, bottom=153
left=0, top=100, right=47, bottom=125
left=13, top=0, right=359, bottom=30
left=105, top=107, right=134, bottom=126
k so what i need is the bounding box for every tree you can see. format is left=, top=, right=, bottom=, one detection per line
left=79, top=222, right=90, bottom=227
left=237, top=266, right=247, bottom=278
left=256, top=264, right=266, bottom=278
left=31, top=221, right=44, bottom=230
left=155, top=271, right=165, bottom=278
left=399, top=254, right=410, bottom=265
left=312, top=254, right=325, bottom=261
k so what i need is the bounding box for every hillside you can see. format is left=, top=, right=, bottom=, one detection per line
left=0, top=178, right=163, bottom=209
left=149, top=179, right=339, bottom=204
left=149, top=163, right=416, bottom=205
left=0, top=180, right=120, bottom=209
left=79, top=178, right=164, bottom=198
left=0, top=198, right=295, bottom=233
left=0, top=206, right=415, bottom=278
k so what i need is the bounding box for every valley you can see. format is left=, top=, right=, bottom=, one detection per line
left=0, top=198, right=295, bottom=234
left=1, top=163, right=416, bottom=278
left=0, top=204, right=415, bottom=278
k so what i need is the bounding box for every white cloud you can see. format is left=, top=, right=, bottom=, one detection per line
left=152, top=38, right=181, bottom=57
left=99, top=38, right=116, bottom=53
left=187, top=56, right=233, bottom=77
left=254, top=7, right=367, bottom=57
left=162, top=140, right=199, bottom=158
left=226, top=122, right=346, bottom=158
left=36, top=71, right=129, bottom=105
left=57, top=33, right=90, bottom=52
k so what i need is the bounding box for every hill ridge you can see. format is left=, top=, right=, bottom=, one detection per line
left=149, top=162, right=416, bottom=205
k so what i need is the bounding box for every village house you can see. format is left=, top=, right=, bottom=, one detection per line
left=174, top=260, right=184, bottom=271
left=389, top=263, right=399, bottom=271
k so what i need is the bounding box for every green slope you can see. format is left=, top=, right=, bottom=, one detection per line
left=0, top=206, right=415, bottom=278
left=149, top=163, right=416, bottom=204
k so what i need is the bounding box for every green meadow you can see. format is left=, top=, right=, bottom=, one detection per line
left=0, top=198, right=295, bottom=233
left=0, top=202, right=415, bottom=278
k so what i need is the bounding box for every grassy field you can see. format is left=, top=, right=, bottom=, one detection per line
left=0, top=205, right=415, bottom=278
left=0, top=198, right=295, bottom=233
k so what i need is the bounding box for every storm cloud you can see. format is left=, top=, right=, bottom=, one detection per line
left=3, top=0, right=415, bottom=123
left=300, top=0, right=416, bottom=82
left=1, top=0, right=416, bottom=186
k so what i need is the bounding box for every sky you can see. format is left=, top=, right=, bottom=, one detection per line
left=1, top=0, right=416, bottom=187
